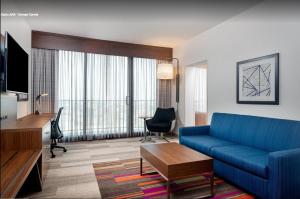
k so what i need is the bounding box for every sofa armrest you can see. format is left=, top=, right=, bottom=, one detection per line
left=268, top=148, right=300, bottom=199
left=179, top=125, right=210, bottom=137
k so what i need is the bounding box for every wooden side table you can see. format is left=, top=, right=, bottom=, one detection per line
left=138, top=115, right=155, bottom=143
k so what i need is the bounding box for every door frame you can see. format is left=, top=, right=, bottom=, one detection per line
left=185, top=60, right=208, bottom=126
left=128, top=57, right=134, bottom=136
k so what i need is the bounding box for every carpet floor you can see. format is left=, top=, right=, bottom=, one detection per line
left=93, top=158, right=254, bottom=199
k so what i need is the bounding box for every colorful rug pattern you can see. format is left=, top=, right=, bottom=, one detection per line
left=93, top=158, right=254, bottom=199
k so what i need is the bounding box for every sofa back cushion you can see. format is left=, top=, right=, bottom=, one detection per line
left=210, top=113, right=300, bottom=152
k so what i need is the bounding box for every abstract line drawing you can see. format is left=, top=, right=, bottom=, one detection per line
left=242, top=63, right=271, bottom=97
left=237, top=53, right=279, bottom=104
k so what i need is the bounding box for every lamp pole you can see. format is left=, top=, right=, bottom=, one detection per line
left=167, top=58, right=179, bottom=111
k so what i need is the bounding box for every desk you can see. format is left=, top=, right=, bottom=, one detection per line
left=0, top=113, right=55, bottom=198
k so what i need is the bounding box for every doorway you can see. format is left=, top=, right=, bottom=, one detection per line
left=185, top=61, right=208, bottom=126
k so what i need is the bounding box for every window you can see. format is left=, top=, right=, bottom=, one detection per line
left=57, top=51, right=157, bottom=140
left=194, top=67, right=207, bottom=113
left=133, top=58, right=157, bottom=133
left=57, top=50, right=85, bottom=141
left=86, top=54, right=128, bottom=139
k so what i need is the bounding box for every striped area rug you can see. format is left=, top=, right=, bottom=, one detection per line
left=93, top=158, right=253, bottom=199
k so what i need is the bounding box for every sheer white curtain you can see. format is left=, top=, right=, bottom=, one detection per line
left=56, top=51, right=158, bottom=140
left=57, top=50, right=85, bottom=141
left=194, top=67, right=207, bottom=113
left=32, top=48, right=58, bottom=114
left=133, top=58, right=157, bottom=133
left=86, top=54, right=128, bottom=139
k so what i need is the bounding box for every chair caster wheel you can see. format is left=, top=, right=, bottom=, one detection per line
left=63, top=149, right=67, bottom=152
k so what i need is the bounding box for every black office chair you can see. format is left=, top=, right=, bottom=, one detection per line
left=146, top=107, right=176, bottom=142
left=50, top=107, right=67, bottom=158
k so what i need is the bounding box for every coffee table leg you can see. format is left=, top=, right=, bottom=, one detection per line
left=210, top=172, right=214, bottom=197
left=167, top=180, right=171, bottom=199
left=140, top=158, right=143, bottom=176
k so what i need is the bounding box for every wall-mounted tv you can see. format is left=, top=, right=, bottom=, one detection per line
left=5, top=32, right=28, bottom=94
left=0, top=34, right=5, bottom=91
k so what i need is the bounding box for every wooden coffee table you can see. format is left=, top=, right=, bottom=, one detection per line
left=140, top=143, right=214, bottom=199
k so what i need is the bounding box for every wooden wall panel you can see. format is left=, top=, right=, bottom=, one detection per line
left=32, top=31, right=173, bottom=60
left=1, top=131, right=42, bottom=151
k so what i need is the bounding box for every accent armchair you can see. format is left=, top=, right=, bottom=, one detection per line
left=146, top=107, right=176, bottom=142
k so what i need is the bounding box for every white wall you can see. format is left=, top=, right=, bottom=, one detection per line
left=185, top=66, right=196, bottom=126
left=174, top=0, right=300, bottom=124
left=1, top=2, right=32, bottom=118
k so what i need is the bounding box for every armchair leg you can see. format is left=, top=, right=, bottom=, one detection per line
left=156, top=133, right=170, bottom=143
left=162, top=136, right=170, bottom=143
left=141, top=137, right=155, bottom=143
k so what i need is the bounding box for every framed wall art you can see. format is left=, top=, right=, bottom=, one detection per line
left=237, top=53, right=279, bottom=105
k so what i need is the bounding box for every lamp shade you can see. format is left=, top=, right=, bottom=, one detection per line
left=157, top=63, right=174, bottom=79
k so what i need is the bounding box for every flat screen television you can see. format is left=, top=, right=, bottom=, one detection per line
left=5, top=32, right=28, bottom=94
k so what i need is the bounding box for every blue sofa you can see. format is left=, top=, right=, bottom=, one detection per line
left=179, top=113, right=300, bottom=199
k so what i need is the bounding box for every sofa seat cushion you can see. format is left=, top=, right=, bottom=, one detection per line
left=180, top=135, right=235, bottom=156
left=211, top=145, right=269, bottom=178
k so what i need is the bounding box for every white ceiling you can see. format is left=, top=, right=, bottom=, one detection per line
left=5, top=0, right=262, bottom=48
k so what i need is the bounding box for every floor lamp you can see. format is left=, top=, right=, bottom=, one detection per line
left=157, top=58, right=179, bottom=111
